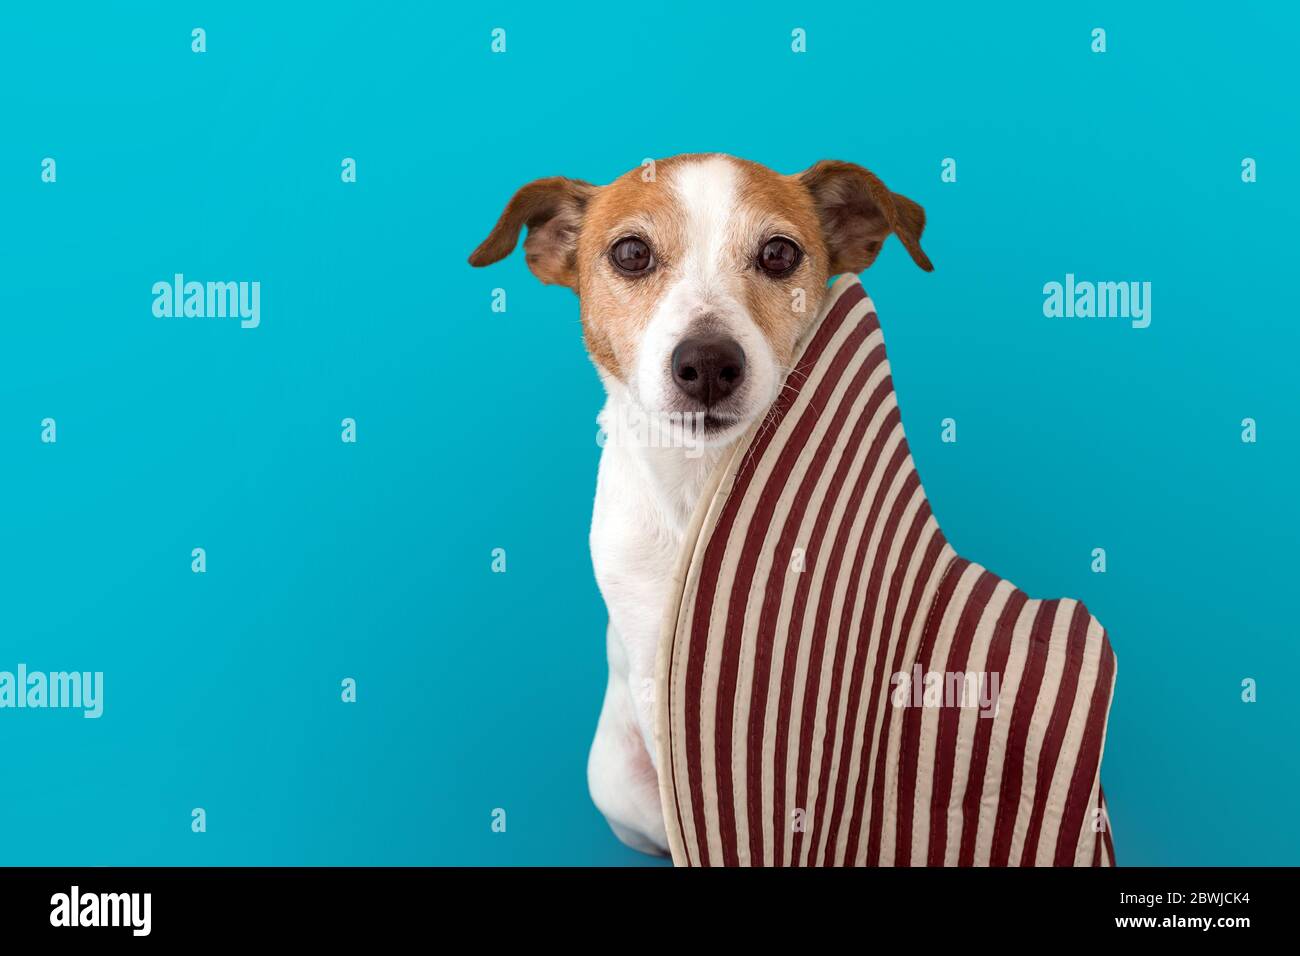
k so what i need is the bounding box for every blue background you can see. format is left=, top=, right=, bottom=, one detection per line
left=1, top=2, right=1296, bottom=865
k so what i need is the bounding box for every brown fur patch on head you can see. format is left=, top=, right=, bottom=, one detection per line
left=574, top=155, right=833, bottom=381
left=729, top=158, right=832, bottom=366
left=572, top=159, right=690, bottom=380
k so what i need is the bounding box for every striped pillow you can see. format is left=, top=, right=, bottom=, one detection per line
left=654, top=274, right=1118, bottom=867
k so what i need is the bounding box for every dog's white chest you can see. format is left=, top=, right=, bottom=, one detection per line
left=588, top=399, right=732, bottom=749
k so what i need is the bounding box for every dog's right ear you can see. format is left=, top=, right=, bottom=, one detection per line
left=468, top=177, right=597, bottom=289
left=799, top=160, right=933, bottom=274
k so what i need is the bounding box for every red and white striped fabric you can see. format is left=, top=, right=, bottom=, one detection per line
left=654, top=274, right=1117, bottom=867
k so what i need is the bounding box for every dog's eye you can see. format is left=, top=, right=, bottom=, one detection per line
left=758, top=236, right=802, bottom=277
left=610, top=236, right=654, bottom=275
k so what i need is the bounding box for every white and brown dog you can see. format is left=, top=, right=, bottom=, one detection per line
left=470, top=154, right=933, bottom=854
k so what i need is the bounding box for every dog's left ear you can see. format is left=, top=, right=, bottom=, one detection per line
left=799, top=160, right=933, bottom=274
left=468, top=176, right=597, bottom=289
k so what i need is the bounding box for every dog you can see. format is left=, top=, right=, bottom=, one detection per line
left=469, top=154, right=933, bottom=854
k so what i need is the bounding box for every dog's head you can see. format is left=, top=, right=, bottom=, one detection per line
left=469, top=154, right=932, bottom=443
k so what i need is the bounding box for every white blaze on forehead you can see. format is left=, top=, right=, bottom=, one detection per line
left=630, top=154, right=780, bottom=426
left=669, top=156, right=740, bottom=287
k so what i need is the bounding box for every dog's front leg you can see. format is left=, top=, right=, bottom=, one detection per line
left=587, top=621, right=670, bottom=855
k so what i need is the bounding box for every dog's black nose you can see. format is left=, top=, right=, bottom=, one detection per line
left=671, top=336, right=746, bottom=405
